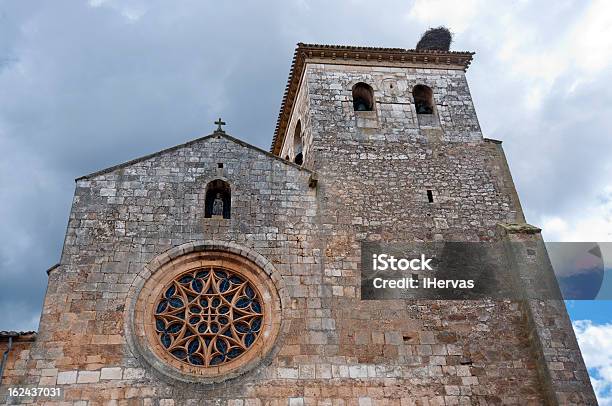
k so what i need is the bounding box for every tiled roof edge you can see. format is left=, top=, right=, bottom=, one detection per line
left=0, top=331, right=37, bottom=341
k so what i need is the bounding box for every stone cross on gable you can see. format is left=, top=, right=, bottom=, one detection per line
left=214, top=118, right=226, bottom=133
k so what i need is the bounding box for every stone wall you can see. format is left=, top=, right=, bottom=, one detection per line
left=275, top=61, right=591, bottom=404
left=0, top=339, right=36, bottom=387
left=300, top=62, right=525, bottom=233
left=281, top=62, right=547, bottom=405
left=500, top=225, right=597, bottom=405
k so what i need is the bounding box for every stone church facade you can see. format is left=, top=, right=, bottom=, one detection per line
left=0, top=40, right=597, bottom=405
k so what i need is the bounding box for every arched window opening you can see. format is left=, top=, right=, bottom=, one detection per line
left=413, top=85, right=434, bottom=114
left=205, top=179, right=231, bottom=219
left=294, top=153, right=303, bottom=166
left=352, top=83, right=374, bottom=112
left=293, top=120, right=303, bottom=166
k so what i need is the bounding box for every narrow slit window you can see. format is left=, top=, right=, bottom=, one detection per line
left=427, top=190, right=434, bottom=203
left=293, top=120, right=304, bottom=166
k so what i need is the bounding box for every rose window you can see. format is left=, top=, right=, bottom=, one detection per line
left=154, top=267, right=264, bottom=367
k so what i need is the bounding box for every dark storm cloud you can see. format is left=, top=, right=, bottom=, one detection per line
left=1, top=0, right=611, bottom=330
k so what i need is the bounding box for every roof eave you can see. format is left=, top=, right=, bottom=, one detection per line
left=0, top=331, right=37, bottom=342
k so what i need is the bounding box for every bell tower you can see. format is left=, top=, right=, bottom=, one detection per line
left=272, top=31, right=484, bottom=170
left=270, top=29, right=596, bottom=404
left=270, top=33, right=525, bottom=242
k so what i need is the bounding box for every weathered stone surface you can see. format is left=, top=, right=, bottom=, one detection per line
left=57, top=370, right=78, bottom=385
left=100, top=367, right=122, bottom=380
left=77, top=371, right=100, bottom=384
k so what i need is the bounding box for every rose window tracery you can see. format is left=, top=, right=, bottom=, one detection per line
left=154, top=267, right=264, bottom=368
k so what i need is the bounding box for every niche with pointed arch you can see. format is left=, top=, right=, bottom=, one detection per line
left=205, top=179, right=231, bottom=219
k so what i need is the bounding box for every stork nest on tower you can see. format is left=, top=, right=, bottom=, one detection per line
left=416, top=27, right=453, bottom=51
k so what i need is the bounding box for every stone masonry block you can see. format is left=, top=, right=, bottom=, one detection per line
left=77, top=370, right=100, bottom=384
left=57, top=371, right=77, bottom=385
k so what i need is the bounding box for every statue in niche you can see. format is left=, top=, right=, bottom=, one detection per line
left=212, top=193, right=224, bottom=217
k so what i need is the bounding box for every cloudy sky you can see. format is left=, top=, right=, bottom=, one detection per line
left=1, top=0, right=611, bottom=402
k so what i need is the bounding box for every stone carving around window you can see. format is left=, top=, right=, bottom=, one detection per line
left=154, top=267, right=264, bottom=368
left=129, top=245, right=285, bottom=384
